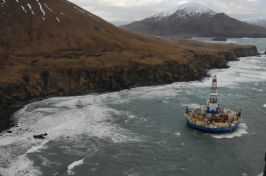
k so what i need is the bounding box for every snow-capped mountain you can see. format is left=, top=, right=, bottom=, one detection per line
left=243, top=17, right=266, bottom=28
left=150, top=2, right=216, bottom=21
left=120, top=2, right=266, bottom=38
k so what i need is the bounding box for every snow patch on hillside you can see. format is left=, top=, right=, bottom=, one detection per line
left=154, top=7, right=180, bottom=19
left=243, top=16, right=266, bottom=27
left=21, top=5, right=27, bottom=14
left=36, top=0, right=45, bottom=20
left=74, top=6, right=85, bottom=13
left=151, top=2, right=216, bottom=20
left=44, top=3, right=52, bottom=12
left=27, top=4, right=35, bottom=15
left=179, top=2, right=215, bottom=14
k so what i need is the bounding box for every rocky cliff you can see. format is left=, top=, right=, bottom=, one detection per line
left=0, top=40, right=258, bottom=132
left=0, top=43, right=258, bottom=110
left=0, top=0, right=259, bottom=132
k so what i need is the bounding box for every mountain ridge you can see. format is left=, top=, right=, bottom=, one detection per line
left=243, top=17, right=266, bottom=28
left=150, top=2, right=216, bottom=21
left=120, top=2, right=266, bottom=38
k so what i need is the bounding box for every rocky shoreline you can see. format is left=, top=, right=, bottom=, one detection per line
left=0, top=45, right=258, bottom=133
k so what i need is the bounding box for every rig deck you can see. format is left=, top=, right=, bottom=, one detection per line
left=185, top=76, right=242, bottom=132
left=185, top=106, right=242, bottom=131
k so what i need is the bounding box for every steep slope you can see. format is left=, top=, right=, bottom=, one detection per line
left=120, top=2, right=266, bottom=38
left=0, top=0, right=144, bottom=56
left=243, top=17, right=266, bottom=28
left=0, top=0, right=258, bottom=119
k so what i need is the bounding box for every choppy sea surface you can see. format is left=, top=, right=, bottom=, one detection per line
left=0, top=38, right=266, bottom=176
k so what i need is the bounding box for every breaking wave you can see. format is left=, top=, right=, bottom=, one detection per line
left=206, top=123, right=248, bottom=139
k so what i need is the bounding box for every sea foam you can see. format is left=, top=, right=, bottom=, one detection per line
left=67, top=158, right=84, bottom=175
left=206, top=123, right=248, bottom=139
left=0, top=154, right=41, bottom=176
left=190, top=55, right=266, bottom=88
left=0, top=92, right=140, bottom=175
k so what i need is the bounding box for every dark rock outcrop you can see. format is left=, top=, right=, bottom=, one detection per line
left=33, top=133, right=48, bottom=139
left=212, top=38, right=227, bottom=41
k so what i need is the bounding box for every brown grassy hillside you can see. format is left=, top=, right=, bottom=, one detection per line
left=0, top=0, right=258, bottom=111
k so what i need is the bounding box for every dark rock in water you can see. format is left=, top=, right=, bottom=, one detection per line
left=7, top=130, right=12, bottom=133
left=212, top=38, right=227, bottom=41
left=33, top=133, right=48, bottom=139
left=264, top=51, right=266, bottom=54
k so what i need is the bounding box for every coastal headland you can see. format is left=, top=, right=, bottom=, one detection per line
left=0, top=39, right=258, bottom=133
left=0, top=39, right=258, bottom=109
left=0, top=0, right=258, bottom=132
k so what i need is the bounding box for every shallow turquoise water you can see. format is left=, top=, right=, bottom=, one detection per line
left=0, top=38, right=266, bottom=176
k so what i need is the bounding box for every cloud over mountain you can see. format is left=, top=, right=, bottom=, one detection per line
left=68, top=0, right=266, bottom=26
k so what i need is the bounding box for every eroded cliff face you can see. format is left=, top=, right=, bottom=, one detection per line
left=0, top=45, right=257, bottom=110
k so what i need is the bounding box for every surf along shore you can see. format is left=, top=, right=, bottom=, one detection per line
left=0, top=38, right=259, bottom=133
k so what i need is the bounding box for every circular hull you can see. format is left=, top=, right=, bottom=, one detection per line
left=186, top=119, right=240, bottom=132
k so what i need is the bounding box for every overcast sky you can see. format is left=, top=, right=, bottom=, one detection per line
left=68, top=0, right=266, bottom=26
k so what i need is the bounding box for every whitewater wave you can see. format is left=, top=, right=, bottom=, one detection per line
left=67, top=158, right=84, bottom=175
left=226, top=39, right=237, bottom=43
left=0, top=154, right=41, bottom=176
left=163, top=93, right=177, bottom=103
left=190, top=55, right=266, bottom=88
left=175, top=132, right=181, bottom=136
left=26, top=140, right=49, bottom=154
left=0, top=92, right=141, bottom=175
left=206, top=123, right=248, bottom=139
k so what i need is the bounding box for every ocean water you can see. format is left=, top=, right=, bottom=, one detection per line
left=0, top=38, right=266, bottom=176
